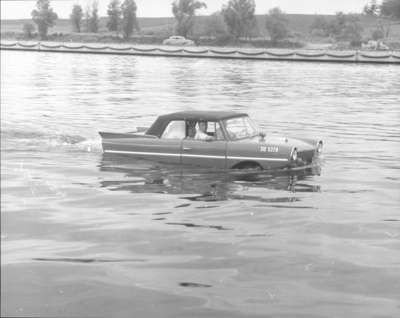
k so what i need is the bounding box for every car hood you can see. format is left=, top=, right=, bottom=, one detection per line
left=238, top=135, right=314, bottom=150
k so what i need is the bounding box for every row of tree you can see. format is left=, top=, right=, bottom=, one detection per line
left=27, top=0, right=290, bottom=43
left=309, top=13, right=364, bottom=44
left=157, top=0, right=400, bottom=44
left=189, top=0, right=400, bottom=43
left=363, top=0, right=400, bottom=39
left=308, top=0, right=400, bottom=43
left=70, top=0, right=139, bottom=38
left=173, top=0, right=289, bottom=43
left=29, top=0, right=138, bottom=39
left=25, top=0, right=400, bottom=43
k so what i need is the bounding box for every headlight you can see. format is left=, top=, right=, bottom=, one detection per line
left=316, top=141, right=323, bottom=154
left=291, top=148, right=298, bottom=161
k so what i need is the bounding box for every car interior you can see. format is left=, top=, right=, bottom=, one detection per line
left=161, top=120, right=224, bottom=140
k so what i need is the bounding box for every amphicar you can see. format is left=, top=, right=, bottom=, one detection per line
left=99, top=111, right=323, bottom=170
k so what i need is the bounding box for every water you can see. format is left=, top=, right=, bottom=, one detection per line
left=1, top=50, right=400, bottom=317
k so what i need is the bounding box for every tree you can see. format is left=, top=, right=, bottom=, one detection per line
left=87, top=1, right=99, bottom=33
left=309, top=12, right=363, bottom=45
left=70, top=4, right=83, bottom=32
left=309, top=16, right=329, bottom=37
left=265, top=7, right=289, bottom=43
left=363, top=0, right=399, bottom=39
left=107, top=0, right=122, bottom=32
left=23, top=23, right=35, bottom=38
left=31, top=0, right=58, bottom=39
left=84, top=5, right=90, bottom=32
left=222, top=0, right=256, bottom=40
left=363, top=0, right=380, bottom=16
left=205, top=11, right=228, bottom=37
left=121, top=0, right=139, bottom=39
left=328, top=12, right=346, bottom=37
left=340, top=15, right=363, bottom=45
left=380, top=0, right=400, bottom=19
left=371, top=28, right=384, bottom=40
left=172, top=0, right=207, bottom=37
left=324, top=12, right=363, bottom=45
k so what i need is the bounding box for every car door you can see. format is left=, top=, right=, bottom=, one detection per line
left=141, top=120, right=184, bottom=164
left=113, top=120, right=184, bottom=165
left=181, top=121, right=227, bottom=169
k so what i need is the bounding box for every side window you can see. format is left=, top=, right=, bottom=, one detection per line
left=214, top=122, right=224, bottom=140
left=187, top=121, right=225, bottom=141
left=206, top=122, right=224, bottom=140
left=161, top=120, right=185, bottom=139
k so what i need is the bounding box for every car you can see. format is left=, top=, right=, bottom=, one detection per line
left=99, top=111, right=323, bottom=170
left=361, top=40, right=390, bottom=51
left=162, top=35, right=195, bottom=46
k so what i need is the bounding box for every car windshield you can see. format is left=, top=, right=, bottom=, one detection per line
left=224, top=116, right=259, bottom=140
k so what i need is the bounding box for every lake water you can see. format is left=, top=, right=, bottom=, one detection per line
left=1, top=50, right=400, bottom=317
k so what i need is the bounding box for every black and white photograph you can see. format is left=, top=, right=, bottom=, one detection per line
left=1, top=0, right=399, bottom=317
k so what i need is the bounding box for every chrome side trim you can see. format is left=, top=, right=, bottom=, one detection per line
left=183, top=153, right=225, bottom=159
left=105, top=150, right=180, bottom=157
left=104, top=149, right=288, bottom=162
left=228, top=155, right=288, bottom=162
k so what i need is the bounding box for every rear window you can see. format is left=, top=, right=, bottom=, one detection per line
left=161, top=120, right=185, bottom=139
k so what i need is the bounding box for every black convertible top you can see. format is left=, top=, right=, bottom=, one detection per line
left=146, top=111, right=247, bottom=137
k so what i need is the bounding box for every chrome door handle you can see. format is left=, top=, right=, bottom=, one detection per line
left=183, top=147, right=192, bottom=151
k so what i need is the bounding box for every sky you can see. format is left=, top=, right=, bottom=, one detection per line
left=1, top=0, right=372, bottom=20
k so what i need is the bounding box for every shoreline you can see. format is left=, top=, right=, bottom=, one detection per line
left=1, top=40, right=400, bottom=64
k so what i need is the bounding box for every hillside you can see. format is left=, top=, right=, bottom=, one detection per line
left=2, top=14, right=400, bottom=45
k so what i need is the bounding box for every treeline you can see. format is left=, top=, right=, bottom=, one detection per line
left=363, top=0, right=400, bottom=40
left=309, top=0, right=400, bottom=45
left=26, top=0, right=139, bottom=39
left=23, top=0, right=400, bottom=47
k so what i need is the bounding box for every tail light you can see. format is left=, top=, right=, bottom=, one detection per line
left=291, top=148, right=298, bottom=161
left=316, top=141, right=323, bottom=154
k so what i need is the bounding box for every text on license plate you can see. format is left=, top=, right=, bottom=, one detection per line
left=260, top=146, right=279, bottom=153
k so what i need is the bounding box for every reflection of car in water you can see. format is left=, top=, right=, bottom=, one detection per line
left=99, top=111, right=323, bottom=171
left=99, top=153, right=322, bottom=202
left=162, top=35, right=195, bottom=46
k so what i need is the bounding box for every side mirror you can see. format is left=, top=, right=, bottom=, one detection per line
left=259, top=132, right=266, bottom=141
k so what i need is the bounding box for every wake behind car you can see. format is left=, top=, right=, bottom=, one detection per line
left=99, top=111, right=323, bottom=170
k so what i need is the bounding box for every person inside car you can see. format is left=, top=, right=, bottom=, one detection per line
left=187, top=121, right=196, bottom=139
left=195, top=121, right=213, bottom=141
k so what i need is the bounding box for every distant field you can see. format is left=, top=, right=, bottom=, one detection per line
left=1, top=17, right=174, bottom=34
left=2, top=14, right=400, bottom=43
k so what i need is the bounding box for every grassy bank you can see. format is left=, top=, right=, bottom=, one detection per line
left=3, top=40, right=399, bottom=65
left=2, top=15, right=400, bottom=49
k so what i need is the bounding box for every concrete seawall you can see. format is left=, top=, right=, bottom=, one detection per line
left=1, top=40, right=400, bottom=64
